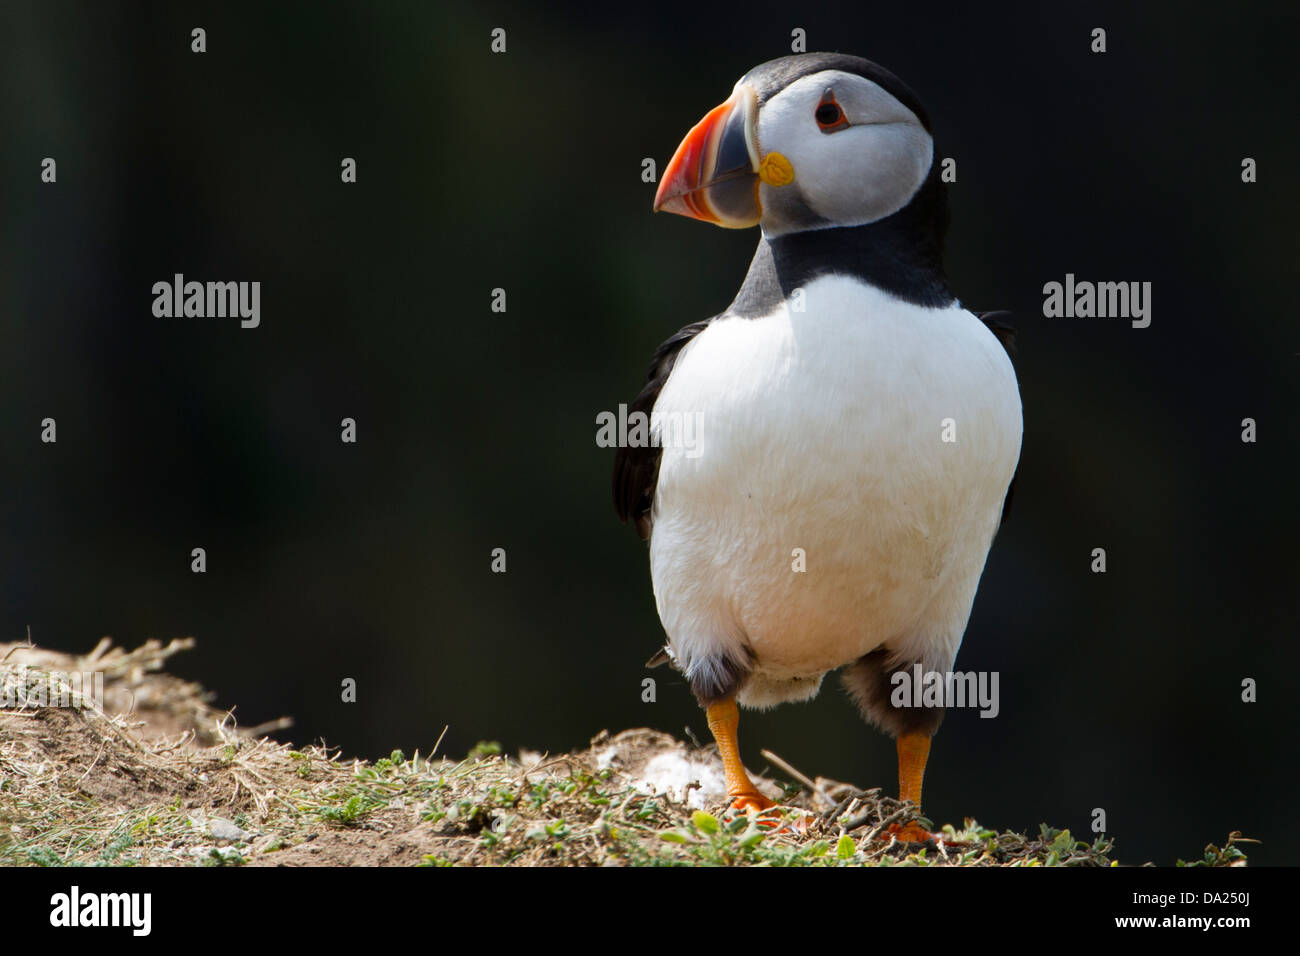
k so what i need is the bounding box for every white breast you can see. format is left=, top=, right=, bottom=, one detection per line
left=649, top=276, right=1022, bottom=706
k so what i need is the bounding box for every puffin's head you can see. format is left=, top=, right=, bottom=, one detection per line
left=654, top=53, right=935, bottom=238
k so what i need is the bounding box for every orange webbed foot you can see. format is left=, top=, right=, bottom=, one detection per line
left=728, top=791, right=776, bottom=813
left=725, top=792, right=813, bottom=833
left=887, top=821, right=938, bottom=844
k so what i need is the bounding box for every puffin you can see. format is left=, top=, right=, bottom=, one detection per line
left=614, top=53, right=1022, bottom=840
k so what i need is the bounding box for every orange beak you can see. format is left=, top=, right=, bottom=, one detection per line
left=653, top=83, right=761, bottom=228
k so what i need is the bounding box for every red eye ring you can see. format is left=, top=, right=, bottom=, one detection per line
left=815, top=90, right=849, bottom=133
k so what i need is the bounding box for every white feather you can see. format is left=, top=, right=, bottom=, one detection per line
left=648, top=276, right=1022, bottom=708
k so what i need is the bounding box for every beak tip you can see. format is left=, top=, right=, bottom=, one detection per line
left=652, top=182, right=672, bottom=212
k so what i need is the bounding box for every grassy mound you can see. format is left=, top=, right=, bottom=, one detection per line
left=0, top=638, right=1252, bottom=867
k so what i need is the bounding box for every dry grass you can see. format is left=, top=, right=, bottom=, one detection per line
left=0, top=637, right=1252, bottom=867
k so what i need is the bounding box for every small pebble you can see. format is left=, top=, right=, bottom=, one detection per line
left=209, top=818, right=255, bottom=841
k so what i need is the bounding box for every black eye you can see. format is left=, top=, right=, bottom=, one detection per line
left=815, top=91, right=849, bottom=132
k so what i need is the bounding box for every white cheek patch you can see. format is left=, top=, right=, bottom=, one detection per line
left=802, top=124, right=933, bottom=224
left=757, top=71, right=934, bottom=229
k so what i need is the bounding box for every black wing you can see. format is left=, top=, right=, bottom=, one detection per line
left=976, top=310, right=1018, bottom=528
left=612, top=318, right=714, bottom=539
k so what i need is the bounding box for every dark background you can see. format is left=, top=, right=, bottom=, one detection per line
left=3, top=1, right=1296, bottom=865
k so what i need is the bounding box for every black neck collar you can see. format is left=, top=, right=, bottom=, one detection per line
left=728, top=171, right=955, bottom=315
